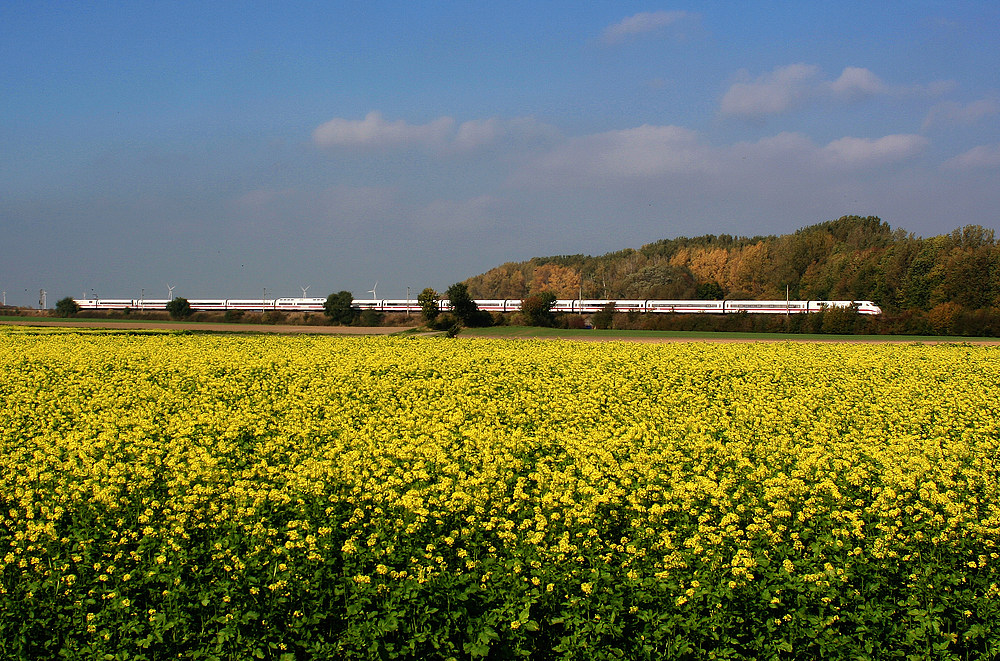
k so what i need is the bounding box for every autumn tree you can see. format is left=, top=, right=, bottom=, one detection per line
left=521, top=291, right=558, bottom=326
left=530, top=263, right=581, bottom=298
left=465, top=263, right=528, bottom=298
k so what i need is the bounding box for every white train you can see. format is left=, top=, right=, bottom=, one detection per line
left=73, top=297, right=883, bottom=315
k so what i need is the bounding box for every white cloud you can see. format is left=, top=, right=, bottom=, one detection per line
left=721, top=64, right=951, bottom=117
left=923, top=98, right=1000, bottom=130
left=943, top=144, right=1000, bottom=170
left=313, top=112, right=557, bottom=152
left=601, top=11, right=691, bottom=44
left=720, top=64, right=820, bottom=116
left=820, top=135, right=929, bottom=167
left=826, top=67, right=886, bottom=99
left=313, top=111, right=455, bottom=148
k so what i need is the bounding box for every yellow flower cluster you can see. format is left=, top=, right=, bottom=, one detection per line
left=1, top=327, right=998, bottom=655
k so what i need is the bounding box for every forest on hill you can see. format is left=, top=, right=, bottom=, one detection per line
left=463, top=216, right=1000, bottom=336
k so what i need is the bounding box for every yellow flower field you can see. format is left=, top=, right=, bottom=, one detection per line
left=1, top=327, right=998, bottom=659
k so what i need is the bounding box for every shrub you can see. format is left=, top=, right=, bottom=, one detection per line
left=324, top=291, right=357, bottom=325
left=521, top=292, right=558, bottom=327
left=55, top=297, right=80, bottom=317
left=261, top=310, right=287, bottom=325
left=592, top=302, right=616, bottom=329
left=358, top=309, right=384, bottom=327
left=165, top=297, right=193, bottom=320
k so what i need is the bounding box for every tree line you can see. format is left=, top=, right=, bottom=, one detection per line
left=462, top=216, right=1000, bottom=333
left=50, top=216, right=1000, bottom=335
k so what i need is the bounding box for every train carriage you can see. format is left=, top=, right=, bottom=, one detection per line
left=73, top=296, right=883, bottom=316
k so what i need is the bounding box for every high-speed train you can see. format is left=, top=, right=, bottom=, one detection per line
left=73, top=297, right=883, bottom=315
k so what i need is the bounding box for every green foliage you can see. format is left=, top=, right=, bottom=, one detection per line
left=521, top=291, right=557, bottom=326
left=696, top=281, right=725, bottom=300
left=165, top=297, right=193, bottom=320
left=446, top=283, right=491, bottom=327
left=463, top=217, right=1000, bottom=315
left=446, top=282, right=476, bottom=323
left=591, top=302, right=616, bottom=330
left=4, top=335, right=1000, bottom=658
left=261, top=310, right=287, bottom=325
left=55, top=297, right=80, bottom=317
left=324, top=291, right=357, bottom=325
left=358, top=308, right=384, bottom=327
left=429, top=312, right=461, bottom=336
left=417, top=288, right=440, bottom=322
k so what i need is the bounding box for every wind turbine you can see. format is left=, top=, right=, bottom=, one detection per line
left=167, top=284, right=176, bottom=300
left=368, top=282, right=378, bottom=301
left=301, top=285, right=311, bottom=299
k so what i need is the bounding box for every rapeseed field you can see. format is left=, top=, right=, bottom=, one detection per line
left=1, top=328, right=998, bottom=659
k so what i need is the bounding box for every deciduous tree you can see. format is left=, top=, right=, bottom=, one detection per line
left=324, top=291, right=357, bottom=325
left=417, top=288, right=440, bottom=322
left=55, top=297, right=80, bottom=317
left=521, top=291, right=557, bottom=326
left=165, top=297, right=193, bottom=320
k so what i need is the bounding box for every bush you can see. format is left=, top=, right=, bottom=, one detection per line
left=55, top=297, right=80, bottom=317
left=430, top=313, right=461, bottom=336
left=359, top=309, right=384, bottom=327
left=592, top=302, right=616, bottom=330
left=165, top=297, right=193, bottom=320
left=521, top=292, right=558, bottom=327
left=417, top=288, right=440, bottom=322
left=556, top=314, right=588, bottom=329
left=261, top=311, right=287, bottom=325
left=324, top=291, right=357, bottom=325
left=445, top=283, right=492, bottom=327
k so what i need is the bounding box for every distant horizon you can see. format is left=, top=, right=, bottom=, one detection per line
left=3, top=214, right=992, bottom=307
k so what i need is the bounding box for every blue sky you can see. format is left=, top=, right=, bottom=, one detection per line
left=2, top=2, right=998, bottom=304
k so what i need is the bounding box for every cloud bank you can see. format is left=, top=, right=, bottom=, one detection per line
left=721, top=64, right=952, bottom=117
left=943, top=144, right=1000, bottom=170
left=514, top=125, right=927, bottom=186
left=923, top=98, right=1000, bottom=130
left=312, top=112, right=558, bottom=152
